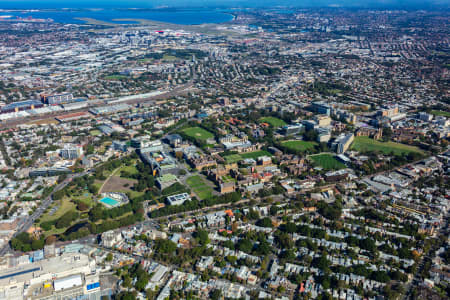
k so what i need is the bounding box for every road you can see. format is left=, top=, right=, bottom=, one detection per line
left=0, top=171, right=91, bottom=255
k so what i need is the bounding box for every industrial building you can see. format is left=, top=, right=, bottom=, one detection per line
left=1, top=100, right=43, bottom=113
left=89, top=104, right=130, bottom=115
left=0, top=253, right=101, bottom=300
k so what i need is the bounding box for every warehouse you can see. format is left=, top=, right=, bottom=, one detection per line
left=1, top=100, right=43, bottom=113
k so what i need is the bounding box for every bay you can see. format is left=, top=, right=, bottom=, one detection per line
left=0, top=8, right=234, bottom=25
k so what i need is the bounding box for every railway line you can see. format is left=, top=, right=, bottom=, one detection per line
left=0, top=83, right=194, bottom=130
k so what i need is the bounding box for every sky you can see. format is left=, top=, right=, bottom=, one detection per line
left=0, top=0, right=448, bottom=9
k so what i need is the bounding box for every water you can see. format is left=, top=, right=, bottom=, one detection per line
left=0, top=0, right=444, bottom=10
left=100, top=197, right=120, bottom=207
left=0, top=7, right=234, bottom=25
left=63, top=222, right=89, bottom=236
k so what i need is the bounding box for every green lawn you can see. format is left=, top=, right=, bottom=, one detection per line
left=224, top=154, right=242, bottom=164
left=224, top=150, right=272, bottom=163
left=350, top=136, right=423, bottom=155
left=90, top=130, right=101, bottom=136
left=260, top=117, right=287, bottom=128
left=120, top=164, right=139, bottom=178
left=310, top=154, right=346, bottom=170
left=222, top=175, right=236, bottom=183
left=39, top=198, right=76, bottom=224
left=186, top=175, right=213, bottom=200
left=119, top=189, right=145, bottom=199
left=282, top=140, right=318, bottom=152
left=182, top=127, right=215, bottom=142
left=104, top=75, right=128, bottom=80
left=162, top=54, right=177, bottom=61
left=241, top=150, right=272, bottom=159
left=430, top=110, right=450, bottom=118
left=72, top=193, right=95, bottom=207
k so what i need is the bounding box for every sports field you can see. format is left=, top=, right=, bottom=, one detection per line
left=260, top=117, right=287, bottom=127
left=182, top=127, right=214, bottom=142
left=430, top=110, right=450, bottom=118
left=241, top=150, right=272, bottom=159
left=186, top=175, right=213, bottom=200
left=224, top=154, right=242, bottom=164
left=282, top=140, right=317, bottom=152
left=104, top=75, right=128, bottom=80
left=350, top=136, right=423, bottom=155
left=224, top=150, right=272, bottom=163
left=310, top=154, right=346, bottom=170
left=90, top=130, right=102, bottom=136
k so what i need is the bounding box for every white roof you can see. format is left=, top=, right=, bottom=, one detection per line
left=54, top=274, right=82, bottom=291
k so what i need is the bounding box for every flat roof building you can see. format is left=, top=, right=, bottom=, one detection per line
left=1, top=100, right=43, bottom=113
left=166, top=193, right=191, bottom=206
left=0, top=253, right=100, bottom=300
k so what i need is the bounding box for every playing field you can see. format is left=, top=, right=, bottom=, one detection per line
left=260, top=117, right=287, bottom=127
left=186, top=175, right=213, bottom=200
left=241, top=150, right=272, bottom=159
left=224, top=150, right=272, bottom=163
left=310, top=154, right=346, bottom=170
left=224, top=154, right=242, bottom=164
left=350, top=136, right=423, bottom=155
left=163, top=54, right=177, bottom=61
left=104, top=75, right=128, bottom=80
left=430, top=110, right=450, bottom=118
left=90, top=130, right=102, bottom=136
left=182, top=127, right=215, bottom=142
left=282, top=140, right=317, bottom=151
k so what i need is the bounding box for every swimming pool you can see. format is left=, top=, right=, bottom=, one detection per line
left=99, top=197, right=120, bottom=207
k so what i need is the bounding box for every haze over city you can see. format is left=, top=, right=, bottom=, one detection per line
left=0, top=0, right=448, bottom=8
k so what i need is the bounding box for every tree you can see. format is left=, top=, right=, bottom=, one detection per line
left=382, top=127, right=393, bottom=141
left=275, top=232, right=294, bottom=249
left=226, top=255, right=237, bottom=264
left=117, top=291, right=136, bottom=300
left=237, top=239, right=253, bottom=253
left=282, top=222, right=297, bottom=234
left=210, top=289, right=222, bottom=300
left=359, top=237, right=376, bottom=252
left=122, top=275, right=132, bottom=289
left=88, top=184, right=99, bottom=195
left=52, top=189, right=65, bottom=200
left=256, top=217, right=273, bottom=228
left=280, top=249, right=296, bottom=261
left=45, top=235, right=57, bottom=245
left=154, top=239, right=177, bottom=254
left=195, top=229, right=210, bottom=246
left=31, top=239, right=44, bottom=250
left=256, top=240, right=272, bottom=255
left=77, top=201, right=89, bottom=211
left=312, top=255, right=331, bottom=272
left=106, top=253, right=113, bottom=261
left=247, top=209, right=260, bottom=220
